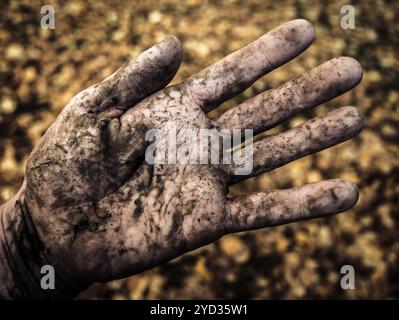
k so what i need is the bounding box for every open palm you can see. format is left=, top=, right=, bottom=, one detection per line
left=20, top=20, right=363, bottom=297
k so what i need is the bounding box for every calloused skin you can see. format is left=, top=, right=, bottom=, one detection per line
left=0, top=20, right=364, bottom=299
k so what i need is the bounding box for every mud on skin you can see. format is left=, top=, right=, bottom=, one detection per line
left=0, top=20, right=363, bottom=299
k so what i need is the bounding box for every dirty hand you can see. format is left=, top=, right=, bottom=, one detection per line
left=0, top=19, right=363, bottom=299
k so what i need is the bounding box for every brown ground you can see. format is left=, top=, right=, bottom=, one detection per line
left=0, top=0, right=398, bottom=299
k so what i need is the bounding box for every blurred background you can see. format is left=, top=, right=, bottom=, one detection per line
left=0, top=0, right=398, bottom=299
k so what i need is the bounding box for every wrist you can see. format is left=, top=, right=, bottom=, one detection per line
left=0, top=183, right=77, bottom=299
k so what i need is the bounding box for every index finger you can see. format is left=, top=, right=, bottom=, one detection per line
left=186, top=19, right=315, bottom=112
